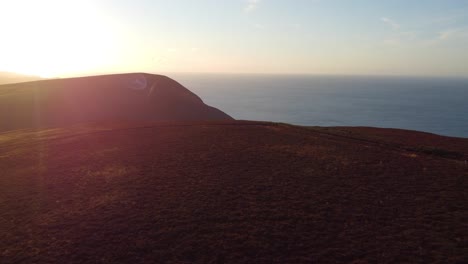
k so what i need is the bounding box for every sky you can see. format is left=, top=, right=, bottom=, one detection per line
left=0, top=0, right=468, bottom=77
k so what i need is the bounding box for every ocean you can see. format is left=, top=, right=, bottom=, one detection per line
left=170, top=74, right=468, bottom=138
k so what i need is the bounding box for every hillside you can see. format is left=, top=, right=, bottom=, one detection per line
left=0, top=72, right=42, bottom=85
left=1, top=121, right=467, bottom=263
left=0, top=73, right=232, bottom=131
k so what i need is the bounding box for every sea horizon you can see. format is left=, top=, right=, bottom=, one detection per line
left=170, top=73, right=468, bottom=138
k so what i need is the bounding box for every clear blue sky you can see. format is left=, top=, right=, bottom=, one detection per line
left=1, top=0, right=467, bottom=77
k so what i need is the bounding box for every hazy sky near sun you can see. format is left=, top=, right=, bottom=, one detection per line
left=1, top=0, right=468, bottom=77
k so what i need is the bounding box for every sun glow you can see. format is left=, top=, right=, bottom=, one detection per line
left=0, top=0, right=119, bottom=77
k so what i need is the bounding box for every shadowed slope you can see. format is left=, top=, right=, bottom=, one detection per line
left=0, top=121, right=466, bottom=263
left=0, top=73, right=233, bottom=131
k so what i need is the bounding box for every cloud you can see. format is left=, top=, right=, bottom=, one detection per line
left=439, top=29, right=457, bottom=40
left=244, top=0, right=261, bottom=13
left=381, top=17, right=400, bottom=30
left=438, top=28, right=468, bottom=41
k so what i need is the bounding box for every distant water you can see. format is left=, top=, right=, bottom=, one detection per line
left=170, top=74, right=468, bottom=138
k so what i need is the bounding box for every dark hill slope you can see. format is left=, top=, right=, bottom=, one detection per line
left=0, top=73, right=232, bottom=131
left=0, top=121, right=466, bottom=263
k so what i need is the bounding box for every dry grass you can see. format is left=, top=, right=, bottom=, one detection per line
left=0, top=121, right=467, bottom=263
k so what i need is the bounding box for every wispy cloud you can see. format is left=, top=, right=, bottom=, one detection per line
left=381, top=17, right=400, bottom=30
left=380, top=17, right=410, bottom=46
left=439, top=29, right=457, bottom=40
left=244, top=0, right=261, bottom=13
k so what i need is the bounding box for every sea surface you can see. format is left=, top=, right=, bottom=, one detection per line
left=170, top=74, right=468, bottom=138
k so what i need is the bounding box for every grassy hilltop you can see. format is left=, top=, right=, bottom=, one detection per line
left=0, top=74, right=467, bottom=263
left=1, top=121, right=467, bottom=263
left=0, top=73, right=232, bottom=132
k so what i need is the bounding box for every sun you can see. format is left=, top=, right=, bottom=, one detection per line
left=0, top=0, right=118, bottom=77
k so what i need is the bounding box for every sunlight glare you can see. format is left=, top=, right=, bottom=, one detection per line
left=0, top=0, right=118, bottom=77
